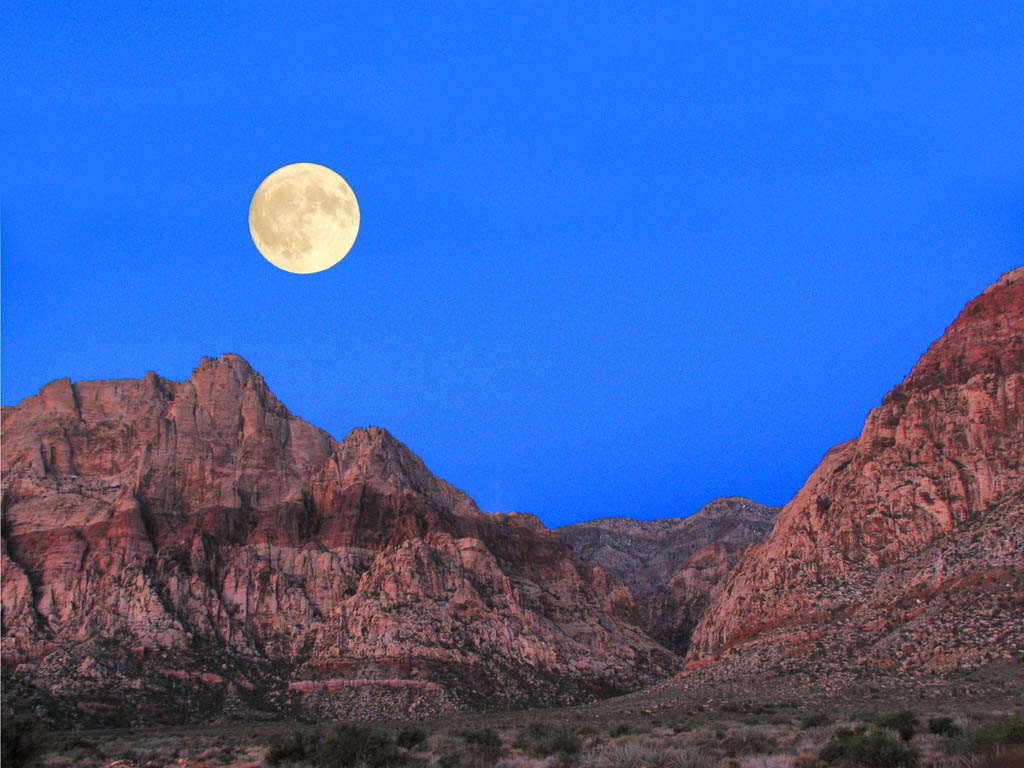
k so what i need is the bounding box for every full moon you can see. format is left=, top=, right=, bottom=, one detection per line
left=248, top=163, right=359, bottom=274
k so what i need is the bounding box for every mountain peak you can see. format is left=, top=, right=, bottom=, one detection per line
left=690, top=496, right=778, bottom=523
left=985, top=266, right=1024, bottom=294
left=191, top=352, right=257, bottom=381
left=344, top=425, right=399, bottom=445
left=0, top=359, right=679, bottom=725
left=689, top=268, right=1024, bottom=669
left=899, top=266, right=1024, bottom=394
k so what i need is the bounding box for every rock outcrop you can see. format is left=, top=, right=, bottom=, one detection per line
left=1, top=355, right=677, bottom=727
left=558, top=498, right=778, bottom=653
left=689, top=268, right=1024, bottom=674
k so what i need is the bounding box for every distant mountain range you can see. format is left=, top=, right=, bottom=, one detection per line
left=558, top=497, right=779, bottom=653
left=3, top=268, right=1021, bottom=727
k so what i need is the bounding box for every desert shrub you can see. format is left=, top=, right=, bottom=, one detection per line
left=967, top=715, right=1024, bottom=753
left=608, top=722, right=633, bottom=737
left=517, top=721, right=581, bottom=761
left=723, top=729, right=777, bottom=757
left=452, top=726, right=503, bottom=764
left=1, top=715, right=49, bottom=768
left=800, top=713, right=833, bottom=729
left=119, top=747, right=162, bottom=764
left=545, top=729, right=583, bottom=759
left=928, top=716, right=961, bottom=737
left=396, top=725, right=427, bottom=750
left=461, top=727, right=501, bottom=748
left=213, top=745, right=236, bottom=764
left=318, top=723, right=399, bottom=768
left=580, top=743, right=712, bottom=768
left=437, top=741, right=501, bottom=768
left=819, top=728, right=919, bottom=767
left=265, top=729, right=319, bottom=765
left=54, top=733, right=101, bottom=757
left=879, top=711, right=920, bottom=741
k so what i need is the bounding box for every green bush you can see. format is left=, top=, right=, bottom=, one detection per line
left=517, top=721, right=582, bottom=760
left=265, top=729, right=319, bottom=765
left=879, top=710, right=920, bottom=741
left=584, top=743, right=712, bottom=768
left=927, top=716, right=961, bottom=737
left=801, top=712, right=833, bottom=729
left=395, top=726, right=427, bottom=750
left=265, top=723, right=402, bottom=767
left=609, top=722, right=633, bottom=736
left=820, top=728, right=919, bottom=767
left=318, top=723, right=398, bottom=768
left=426, top=726, right=502, bottom=766
left=214, top=745, right=236, bottom=764
left=545, top=729, right=583, bottom=758
left=1, top=715, right=48, bottom=768
left=967, top=715, right=1024, bottom=753
left=54, top=733, right=100, bottom=756
left=460, top=727, right=500, bottom=747
left=723, top=729, right=776, bottom=757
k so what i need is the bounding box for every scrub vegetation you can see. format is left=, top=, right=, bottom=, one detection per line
left=9, top=706, right=1023, bottom=768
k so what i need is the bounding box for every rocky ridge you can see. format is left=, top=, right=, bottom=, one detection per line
left=1, top=355, right=678, bottom=727
left=558, top=498, right=779, bottom=653
left=688, top=268, right=1024, bottom=676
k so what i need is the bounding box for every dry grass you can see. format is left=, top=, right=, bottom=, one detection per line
left=18, top=699, right=1023, bottom=768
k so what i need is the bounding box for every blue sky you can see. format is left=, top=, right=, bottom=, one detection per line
left=3, top=2, right=1022, bottom=527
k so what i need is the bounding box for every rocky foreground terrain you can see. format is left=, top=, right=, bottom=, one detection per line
left=559, top=499, right=778, bottom=654
left=1, top=355, right=677, bottom=727
left=688, top=267, right=1024, bottom=682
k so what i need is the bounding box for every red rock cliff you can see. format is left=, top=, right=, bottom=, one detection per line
left=689, top=268, right=1024, bottom=666
left=1, top=355, right=676, bottom=726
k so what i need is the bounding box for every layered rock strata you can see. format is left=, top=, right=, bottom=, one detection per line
left=1, top=355, right=677, bottom=726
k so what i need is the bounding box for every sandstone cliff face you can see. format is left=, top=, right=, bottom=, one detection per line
left=689, top=268, right=1024, bottom=670
left=1, top=355, right=676, bottom=726
left=558, top=498, right=778, bottom=653
left=640, top=541, right=745, bottom=655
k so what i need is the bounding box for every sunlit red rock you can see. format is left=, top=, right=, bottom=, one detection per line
left=689, top=268, right=1024, bottom=671
left=1, top=355, right=677, bottom=726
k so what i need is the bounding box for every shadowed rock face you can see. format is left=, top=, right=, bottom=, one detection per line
left=1, top=355, right=677, bottom=727
left=689, top=269, right=1024, bottom=673
left=558, top=498, right=778, bottom=654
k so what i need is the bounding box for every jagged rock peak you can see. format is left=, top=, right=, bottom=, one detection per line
left=191, top=352, right=256, bottom=381
left=2, top=354, right=678, bottom=726
left=341, top=426, right=415, bottom=457
left=185, top=353, right=290, bottom=416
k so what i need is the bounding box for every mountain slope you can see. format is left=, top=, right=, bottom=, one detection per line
left=1, top=355, right=677, bottom=726
left=558, top=498, right=779, bottom=653
left=689, top=268, right=1024, bottom=674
